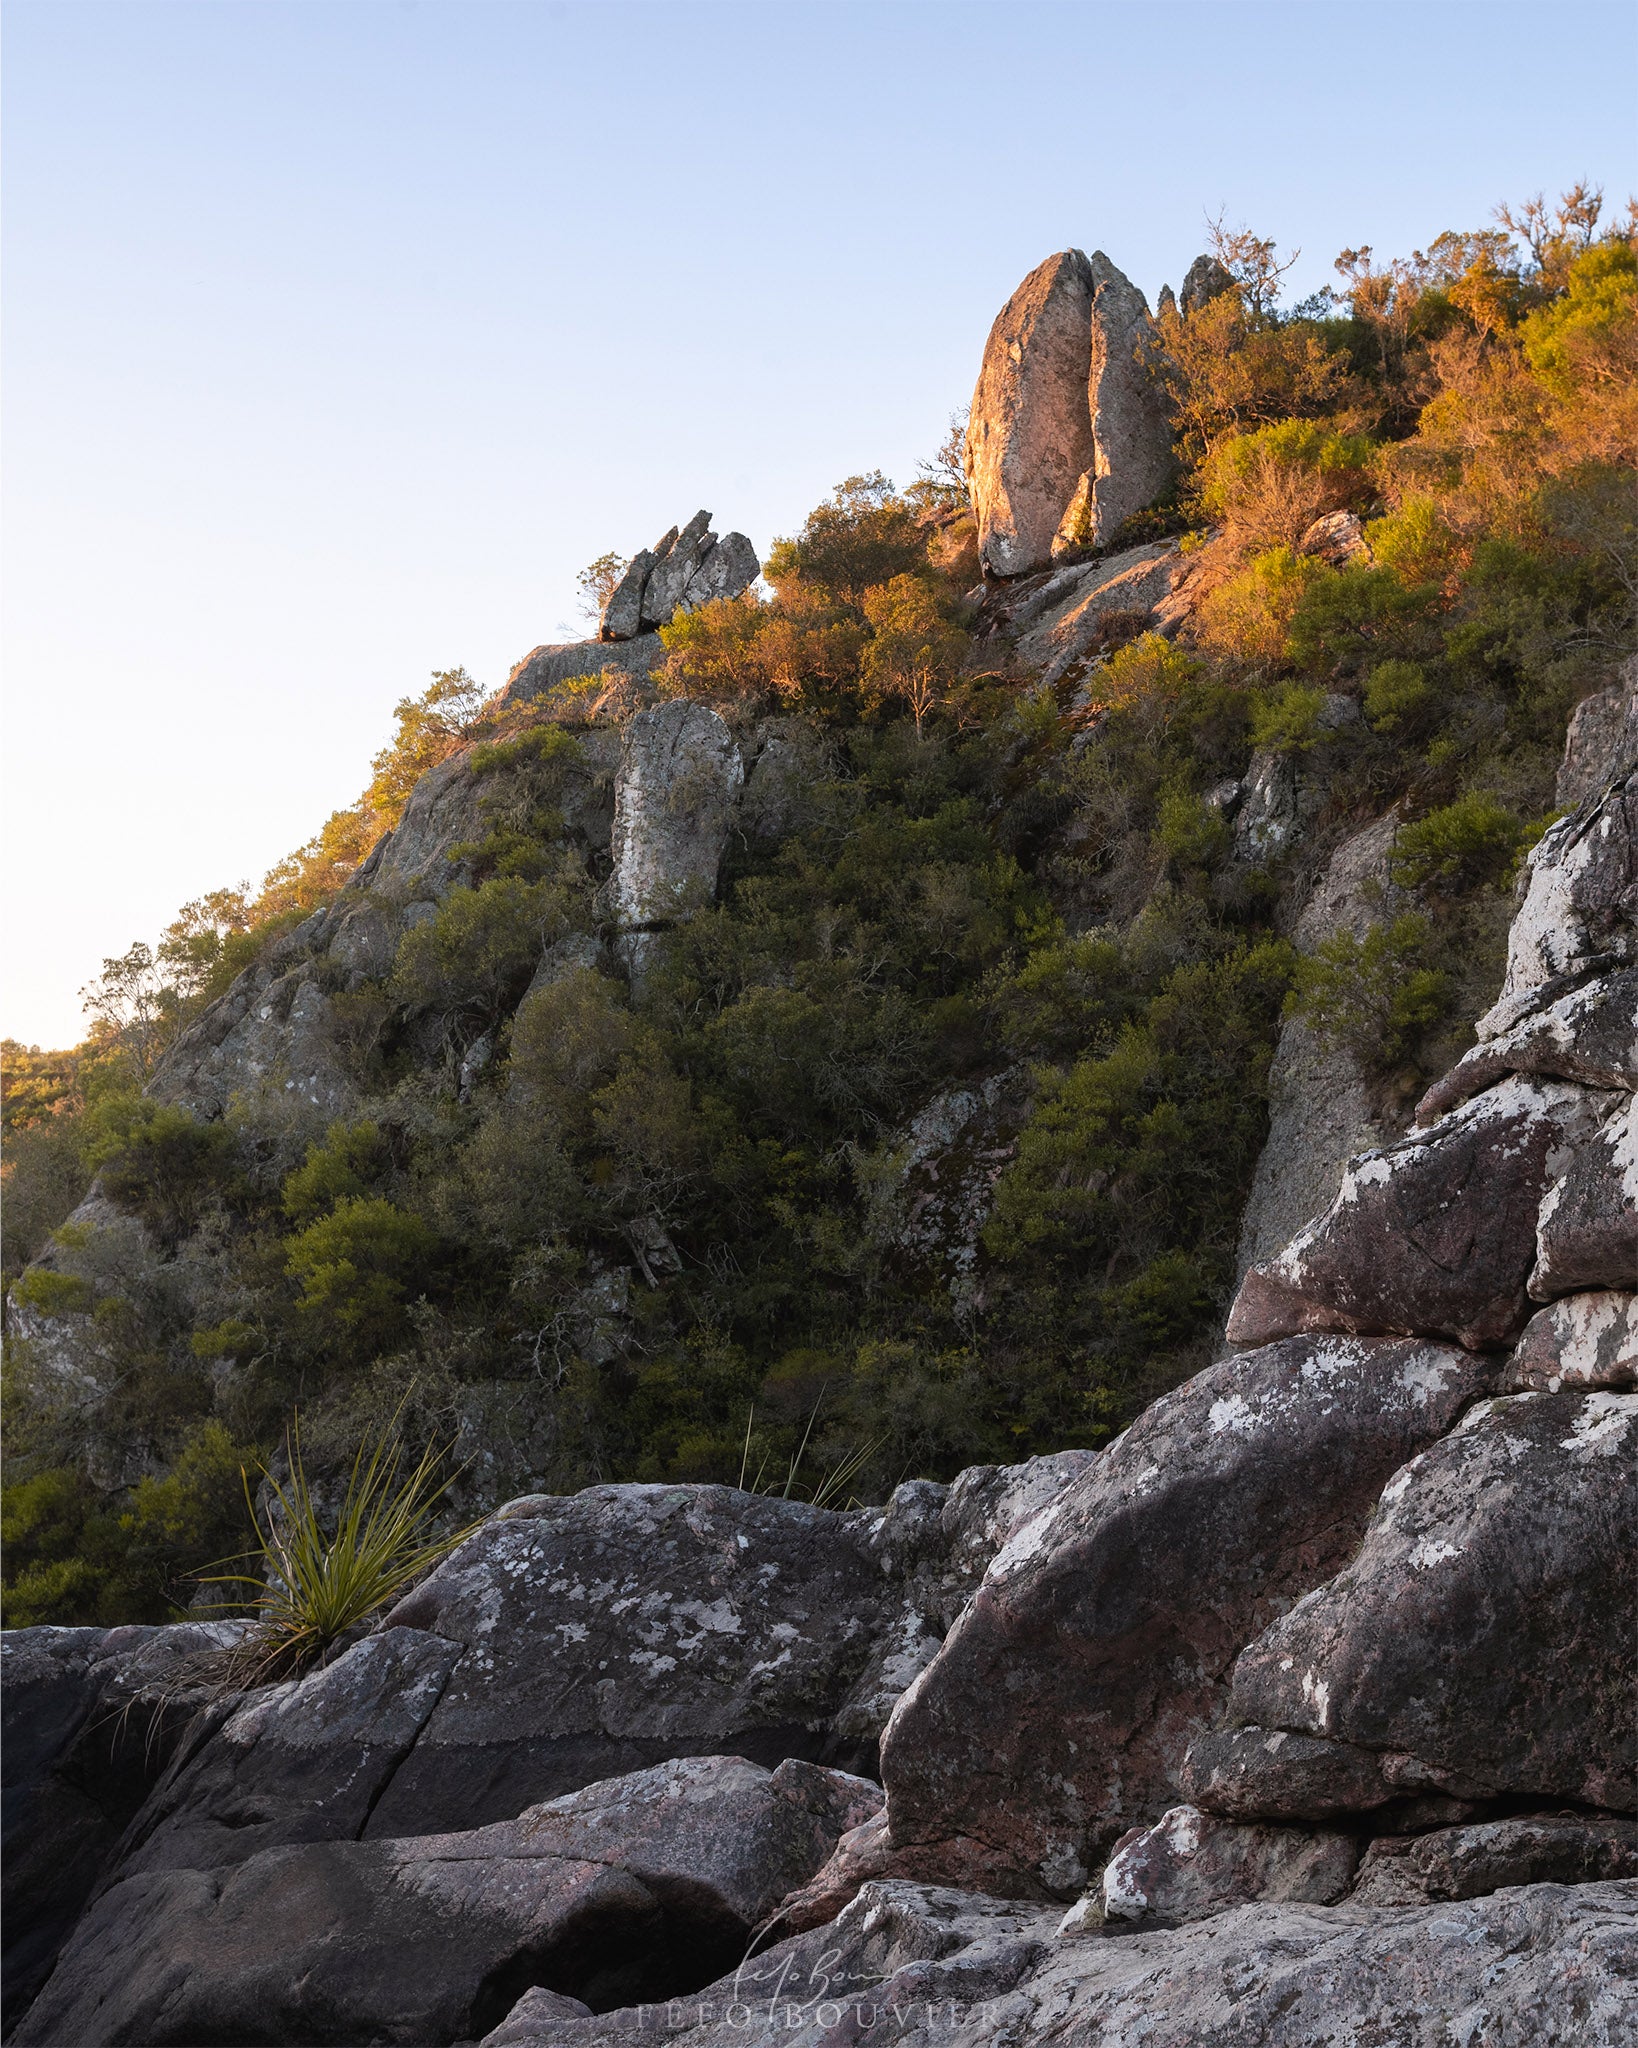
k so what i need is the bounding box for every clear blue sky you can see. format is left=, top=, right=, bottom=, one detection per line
left=5, top=0, right=1635, bottom=1046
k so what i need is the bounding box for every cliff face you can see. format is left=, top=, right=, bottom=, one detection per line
left=7, top=707, right=1634, bottom=2048
left=6, top=232, right=1637, bottom=2043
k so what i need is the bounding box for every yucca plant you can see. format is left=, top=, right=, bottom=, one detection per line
left=206, top=1409, right=480, bottom=1686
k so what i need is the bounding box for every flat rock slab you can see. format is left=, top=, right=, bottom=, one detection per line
left=474, top=1875, right=1638, bottom=2048
left=1227, top=1074, right=1612, bottom=1351
left=877, top=1336, right=1491, bottom=1896
left=17, top=1755, right=877, bottom=2047
left=1225, top=1389, right=1637, bottom=1811
left=1350, top=1813, right=1638, bottom=1907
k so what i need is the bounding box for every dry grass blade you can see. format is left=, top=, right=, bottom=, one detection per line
left=202, top=1409, right=481, bottom=1686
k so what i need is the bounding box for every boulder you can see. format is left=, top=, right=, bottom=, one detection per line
left=1, top=1622, right=246, bottom=2031
left=1180, top=253, right=1235, bottom=315
left=1226, top=1075, right=1614, bottom=1351
left=501, top=631, right=667, bottom=705
left=877, top=1336, right=1491, bottom=1897
left=1531, top=1093, right=1636, bottom=1297
left=1234, top=816, right=1407, bottom=1280
left=1299, top=509, right=1371, bottom=565
left=1180, top=1723, right=1412, bottom=1823
left=1083, top=1805, right=1355, bottom=1930
left=16, top=1755, right=879, bottom=2047
left=964, top=250, right=1097, bottom=578
left=364, top=1485, right=890, bottom=1838
left=1417, top=964, right=1638, bottom=1118
left=1049, top=253, right=1176, bottom=554
left=684, top=529, right=759, bottom=610
left=1475, top=770, right=1637, bottom=1042
left=598, top=550, right=655, bottom=641
left=609, top=701, right=743, bottom=935
left=1503, top=1289, right=1637, bottom=1391
left=471, top=1876, right=1638, bottom=2047
left=1351, top=1813, right=1638, bottom=1908
left=1557, top=654, right=1638, bottom=809
left=1225, top=1389, right=1637, bottom=1812
left=104, top=1626, right=462, bottom=1881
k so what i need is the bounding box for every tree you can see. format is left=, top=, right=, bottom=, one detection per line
left=79, top=942, right=176, bottom=1081
left=861, top=575, right=970, bottom=737
left=577, top=552, right=631, bottom=624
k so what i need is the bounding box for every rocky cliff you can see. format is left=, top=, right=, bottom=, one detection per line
left=5, top=227, right=1637, bottom=2044
left=7, top=732, right=1633, bottom=2045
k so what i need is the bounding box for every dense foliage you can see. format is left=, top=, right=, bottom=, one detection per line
left=5, top=192, right=1633, bottom=1626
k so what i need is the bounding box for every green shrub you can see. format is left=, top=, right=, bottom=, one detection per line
left=8, top=1267, right=96, bottom=1318
left=87, top=1096, right=239, bottom=1248
left=1153, top=789, right=1230, bottom=871
left=1250, top=682, right=1329, bottom=753
left=1363, top=659, right=1434, bottom=732
left=1287, top=914, right=1453, bottom=1070
left=391, top=876, right=570, bottom=1021
left=282, top=1121, right=389, bottom=1225
left=284, top=1195, right=439, bottom=1351
left=1389, top=795, right=1525, bottom=893
left=1286, top=562, right=1438, bottom=673
left=1194, top=547, right=1327, bottom=664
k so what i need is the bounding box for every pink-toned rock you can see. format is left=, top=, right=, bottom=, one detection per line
left=875, top=1336, right=1490, bottom=1898
left=1503, top=1289, right=1637, bottom=1391
left=1087, top=1805, right=1355, bottom=1928
left=1226, top=1075, right=1613, bottom=1351
left=1225, top=1388, right=1638, bottom=1814
left=965, top=251, right=1096, bottom=578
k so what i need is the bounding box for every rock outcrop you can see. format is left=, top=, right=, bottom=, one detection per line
left=1233, top=815, right=1407, bottom=1280
left=468, top=1876, right=1638, bottom=2046
left=964, top=250, right=1097, bottom=578
left=876, top=1336, right=1490, bottom=1895
left=16, top=1755, right=878, bottom=2047
left=965, top=249, right=1175, bottom=578
left=598, top=512, right=759, bottom=643
left=1217, top=1388, right=1636, bottom=1815
left=607, top=701, right=743, bottom=985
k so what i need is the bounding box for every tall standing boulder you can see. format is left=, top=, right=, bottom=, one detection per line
left=964, top=251, right=1097, bottom=578
left=1056, top=252, right=1178, bottom=554
left=607, top=701, right=743, bottom=986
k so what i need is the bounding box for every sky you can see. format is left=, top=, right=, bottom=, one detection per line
left=5, top=0, right=1636, bottom=1048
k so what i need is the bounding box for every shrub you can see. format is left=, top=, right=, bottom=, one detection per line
left=1250, top=682, right=1329, bottom=753
left=1287, top=914, right=1454, bottom=1070
left=391, top=876, right=571, bottom=1022
left=1153, top=789, right=1230, bottom=872
left=1193, top=547, right=1327, bottom=664
left=87, top=1096, right=239, bottom=1248
left=1389, top=794, right=1525, bottom=893
left=1286, top=562, right=1439, bottom=673
left=1363, top=659, right=1434, bottom=732
left=282, top=1121, right=390, bottom=1225
left=284, top=1196, right=439, bottom=1351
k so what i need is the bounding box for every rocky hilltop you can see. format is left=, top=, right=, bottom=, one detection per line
left=4, top=221, right=1636, bottom=2043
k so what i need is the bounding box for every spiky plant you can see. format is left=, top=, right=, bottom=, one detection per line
left=206, top=1411, right=478, bottom=1685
